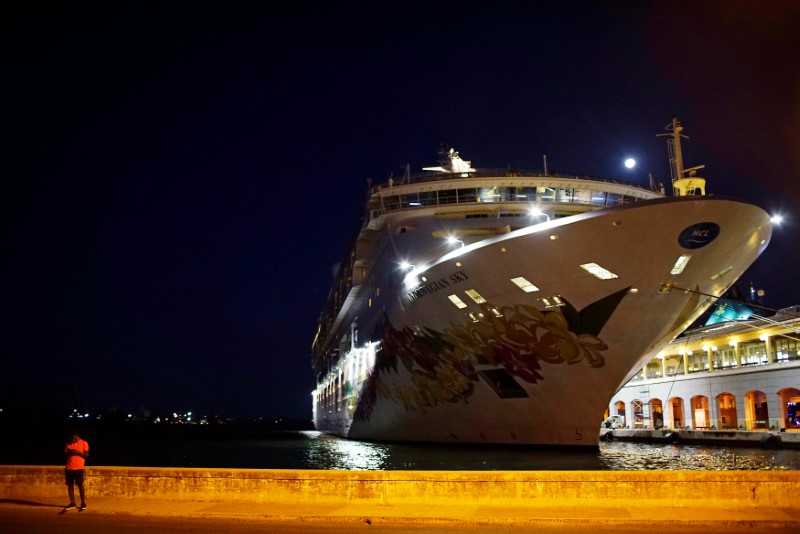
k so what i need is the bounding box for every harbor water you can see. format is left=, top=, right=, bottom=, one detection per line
left=5, top=417, right=799, bottom=470
left=37, top=430, right=800, bottom=471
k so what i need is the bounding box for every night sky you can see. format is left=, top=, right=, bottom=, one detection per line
left=4, top=2, right=800, bottom=421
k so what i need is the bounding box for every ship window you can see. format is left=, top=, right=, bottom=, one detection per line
left=580, top=262, right=618, bottom=280
left=456, top=188, right=477, bottom=203
left=480, top=186, right=501, bottom=202
left=478, top=369, right=529, bottom=398
left=400, top=193, right=420, bottom=208
left=418, top=191, right=438, bottom=206
left=465, top=289, right=486, bottom=304
left=438, top=189, right=458, bottom=205
left=671, top=254, right=692, bottom=275
left=515, top=187, right=538, bottom=200
left=511, top=277, right=539, bottom=293
left=448, top=294, right=468, bottom=309
left=382, top=196, right=400, bottom=211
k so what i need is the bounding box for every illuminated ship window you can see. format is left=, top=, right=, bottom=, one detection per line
left=465, top=289, right=486, bottom=304
left=539, top=295, right=565, bottom=308
left=448, top=294, right=468, bottom=309
left=368, top=298, right=372, bottom=308
left=511, top=277, right=539, bottom=293
left=580, top=262, right=618, bottom=280
left=671, top=254, right=692, bottom=275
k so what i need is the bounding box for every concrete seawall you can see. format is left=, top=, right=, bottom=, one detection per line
left=2, top=466, right=798, bottom=509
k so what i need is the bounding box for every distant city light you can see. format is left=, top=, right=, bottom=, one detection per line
left=624, top=158, right=636, bottom=169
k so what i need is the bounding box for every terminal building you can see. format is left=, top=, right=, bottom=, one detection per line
left=608, top=304, right=800, bottom=432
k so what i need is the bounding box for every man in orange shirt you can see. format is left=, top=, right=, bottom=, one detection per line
left=64, top=428, right=89, bottom=510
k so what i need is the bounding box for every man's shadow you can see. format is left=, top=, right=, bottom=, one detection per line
left=0, top=498, right=69, bottom=513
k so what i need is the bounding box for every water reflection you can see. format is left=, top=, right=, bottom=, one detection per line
left=598, top=441, right=800, bottom=471
left=102, top=430, right=800, bottom=470
left=301, top=431, right=391, bottom=470
left=294, top=432, right=800, bottom=471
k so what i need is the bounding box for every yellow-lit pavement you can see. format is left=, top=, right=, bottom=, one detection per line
left=1, top=495, right=797, bottom=532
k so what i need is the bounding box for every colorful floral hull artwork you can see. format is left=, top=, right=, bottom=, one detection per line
left=354, top=286, right=630, bottom=422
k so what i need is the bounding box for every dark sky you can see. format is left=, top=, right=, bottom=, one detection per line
left=3, top=1, right=800, bottom=420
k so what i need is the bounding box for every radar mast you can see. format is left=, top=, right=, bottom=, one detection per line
left=658, top=117, right=706, bottom=196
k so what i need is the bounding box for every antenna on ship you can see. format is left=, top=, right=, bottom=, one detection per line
left=657, top=117, right=706, bottom=197
left=543, top=153, right=548, bottom=176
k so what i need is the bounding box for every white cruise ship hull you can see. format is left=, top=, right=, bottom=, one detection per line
left=313, top=196, right=771, bottom=447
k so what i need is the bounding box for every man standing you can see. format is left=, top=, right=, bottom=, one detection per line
left=64, top=428, right=89, bottom=510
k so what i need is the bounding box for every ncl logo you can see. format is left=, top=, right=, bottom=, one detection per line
left=678, top=222, right=720, bottom=249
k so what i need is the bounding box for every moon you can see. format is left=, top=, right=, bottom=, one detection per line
left=624, top=158, right=636, bottom=169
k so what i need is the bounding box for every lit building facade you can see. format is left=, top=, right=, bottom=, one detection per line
left=608, top=306, right=800, bottom=431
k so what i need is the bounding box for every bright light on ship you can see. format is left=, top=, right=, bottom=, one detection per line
left=446, top=236, right=465, bottom=247
left=539, top=295, right=565, bottom=308
left=399, top=261, right=415, bottom=271
left=404, top=272, right=419, bottom=289
left=624, top=158, right=636, bottom=169
left=448, top=294, right=468, bottom=309
left=670, top=254, right=692, bottom=275
left=465, top=289, right=487, bottom=304
left=580, top=262, right=619, bottom=280
left=770, top=214, right=783, bottom=225
left=529, top=207, right=550, bottom=221
left=510, top=276, right=540, bottom=293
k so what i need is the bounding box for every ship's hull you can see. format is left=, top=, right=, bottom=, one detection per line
left=314, top=196, right=771, bottom=447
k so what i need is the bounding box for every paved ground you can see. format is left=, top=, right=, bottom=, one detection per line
left=1, top=496, right=798, bottom=532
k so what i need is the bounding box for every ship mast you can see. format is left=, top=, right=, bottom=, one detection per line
left=659, top=117, right=706, bottom=197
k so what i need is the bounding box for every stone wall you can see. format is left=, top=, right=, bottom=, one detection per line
left=2, top=466, right=797, bottom=509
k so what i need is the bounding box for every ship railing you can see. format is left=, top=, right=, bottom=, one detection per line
left=369, top=168, right=655, bottom=194
left=376, top=188, right=643, bottom=215
left=371, top=173, right=660, bottom=215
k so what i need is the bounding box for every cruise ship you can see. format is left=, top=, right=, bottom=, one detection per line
left=311, top=119, right=773, bottom=448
